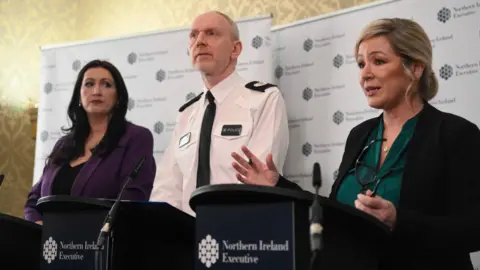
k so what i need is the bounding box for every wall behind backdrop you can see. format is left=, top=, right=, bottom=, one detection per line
left=0, top=0, right=376, bottom=217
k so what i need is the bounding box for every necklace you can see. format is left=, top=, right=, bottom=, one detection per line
left=383, top=139, right=389, bottom=153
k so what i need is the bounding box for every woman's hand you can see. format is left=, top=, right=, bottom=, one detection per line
left=231, top=146, right=280, bottom=187
left=355, top=190, right=397, bottom=229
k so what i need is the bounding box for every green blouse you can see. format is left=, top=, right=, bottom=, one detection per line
left=336, top=115, right=419, bottom=208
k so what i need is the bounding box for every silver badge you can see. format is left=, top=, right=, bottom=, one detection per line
left=178, top=132, right=191, bottom=148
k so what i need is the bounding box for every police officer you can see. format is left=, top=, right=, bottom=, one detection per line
left=149, top=11, right=293, bottom=216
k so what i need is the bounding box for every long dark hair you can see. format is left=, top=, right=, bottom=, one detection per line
left=46, top=60, right=129, bottom=167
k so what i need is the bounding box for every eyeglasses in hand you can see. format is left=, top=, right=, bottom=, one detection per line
left=354, top=138, right=401, bottom=197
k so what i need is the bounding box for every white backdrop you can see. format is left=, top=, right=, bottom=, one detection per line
left=34, top=14, right=274, bottom=184
left=272, top=0, right=480, bottom=266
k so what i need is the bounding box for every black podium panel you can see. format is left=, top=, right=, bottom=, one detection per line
left=0, top=213, right=42, bottom=270
left=196, top=201, right=309, bottom=270
left=191, top=184, right=312, bottom=270
left=110, top=201, right=196, bottom=270
left=314, top=195, right=390, bottom=270
left=190, top=184, right=391, bottom=270
left=38, top=197, right=111, bottom=269
left=37, top=196, right=196, bottom=270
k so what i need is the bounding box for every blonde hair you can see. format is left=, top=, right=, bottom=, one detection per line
left=354, top=18, right=438, bottom=101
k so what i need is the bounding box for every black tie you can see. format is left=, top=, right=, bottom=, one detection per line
left=196, top=91, right=216, bottom=187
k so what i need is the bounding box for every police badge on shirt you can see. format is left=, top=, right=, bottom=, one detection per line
left=221, top=125, right=242, bottom=136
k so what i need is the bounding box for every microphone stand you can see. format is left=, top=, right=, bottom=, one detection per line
left=94, top=157, right=145, bottom=270
left=309, top=163, right=323, bottom=270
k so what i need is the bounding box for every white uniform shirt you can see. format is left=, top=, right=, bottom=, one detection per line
left=150, top=72, right=289, bottom=216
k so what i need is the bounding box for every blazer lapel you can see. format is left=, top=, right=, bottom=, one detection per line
left=47, top=165, right=63, bottom=195
left=70, top=154, right=103, bottom=196
left=69, top=133, right=129, bottom=196
left=399, top=102, right=439, bottom=206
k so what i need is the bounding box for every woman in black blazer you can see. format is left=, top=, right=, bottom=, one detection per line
left=230, top=18, right=480, bottom=270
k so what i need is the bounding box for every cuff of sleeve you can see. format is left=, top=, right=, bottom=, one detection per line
left=24, top=209, right=43, bottom=223
left=275, top=175, right=302, bottom=190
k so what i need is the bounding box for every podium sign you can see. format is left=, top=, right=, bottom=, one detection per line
left=38, top=196, right=196, bottom=270
left=195, top=202, right=308, bottom=270
left=191, top=184, right=391, bottom=270
left=40, top=209, right=108, bottom=270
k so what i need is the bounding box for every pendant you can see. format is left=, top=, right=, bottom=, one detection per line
left=383, top=146, right=389, bottom=153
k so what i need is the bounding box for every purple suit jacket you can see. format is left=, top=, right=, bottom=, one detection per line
left=24, top=122, right=156, bottom=222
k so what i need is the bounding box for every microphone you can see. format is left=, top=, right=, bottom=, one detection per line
left=94, top=156, right=146, bottom=270
left=309, top=162, right=323, bottom=270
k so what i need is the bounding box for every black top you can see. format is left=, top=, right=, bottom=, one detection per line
left=51, top=162, right=85, bottom=195
left=278, top=102, right=480, bottom=270
left=329, top=102, right=480, bottom=270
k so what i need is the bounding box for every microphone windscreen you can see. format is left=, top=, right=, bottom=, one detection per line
left=312, top=162, right=321, bottom=187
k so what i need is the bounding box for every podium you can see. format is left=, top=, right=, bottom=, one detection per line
left=189, top=184, right=390, bottom=270
left=37, top=196, right=195, bottom=270
left=0, top=212, right=42, bottom=270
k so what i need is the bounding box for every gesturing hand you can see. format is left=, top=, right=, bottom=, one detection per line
left=355, top=190, right=397, bottom=229
left=231, top=145, right=280, bottom=187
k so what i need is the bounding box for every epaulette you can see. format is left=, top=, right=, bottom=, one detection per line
left=179, top=92, right=204, bottom=112
left=245, top=81, right=276, bottom=92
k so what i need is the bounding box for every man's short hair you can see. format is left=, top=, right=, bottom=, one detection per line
left=214, top=11, right=240, bottom=41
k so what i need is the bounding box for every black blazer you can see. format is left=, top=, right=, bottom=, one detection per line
left=326, top=102, right=480, bottom=270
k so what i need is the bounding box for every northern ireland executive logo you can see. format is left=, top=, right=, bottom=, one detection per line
left=333, top=110, right=344, bottom=125
left=43, top=237, right=58, bottom=264
left=128, top=52, right=137, bottom=64
left=198, top=234, right=219, bottom=268
left=154, top=121, right=164, bottom=135
left=40, top=130, right=49, bottom=142
left=156, top=69, right=166, bottom=82
left=439, top=64, right=453, bottom=80
left=251, top=36, right=263, bottom=49
left=333, top=54, right=344, bottom=69
left=302, top=142, right=312, bottom=157
left=127, top=98, right=135, bottom=110
left=72, top=60, right=81, bottom=72
left=303, top=38, right=313, bottom=52
left=44, top=82, right=53, bottom=94
left=303, top=87, right=313, bottom=101
left=275, top=66, right=284, bottom=79
left=437, top=7, right=451, bottom=23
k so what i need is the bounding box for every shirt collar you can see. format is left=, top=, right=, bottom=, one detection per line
left=202, top=71, right=243, bottom=105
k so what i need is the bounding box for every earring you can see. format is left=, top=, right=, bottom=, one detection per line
left=78, top=102, right=81, bottom=107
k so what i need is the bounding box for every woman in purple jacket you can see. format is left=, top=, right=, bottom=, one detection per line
left=25, top=60, right=156, bottom=224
